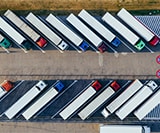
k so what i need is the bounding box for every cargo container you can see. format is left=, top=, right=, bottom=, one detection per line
left=78, top=9, right=121, bottom=47
left=78, top=81, right=120, bottom=120
left=46, top=14, right=89, bottom=51
left=59, top=80, right=102, bottom=120
left=102, top=12, right=145, bottom=51
left=134, top=88, right=160, bottom=120
left=0, top=17, right=31, bottom=50
left=22, top=81, right=64, bottom=120
left=26, top=12, right=69, bottom=50
left=101, top=79, right=143, bottom=118
left=100, top=125, right=150, bottom=133
left=66, top=13, right=107, bottom=53
left=117, top=8, right=159, bottom=46
left=4, top=81, right=47, bottom=119
left=4, top=10, right=47, bottom=48
left=115, top=80, right=158, bottom=120
left=0, top=34, right=11, bottom=48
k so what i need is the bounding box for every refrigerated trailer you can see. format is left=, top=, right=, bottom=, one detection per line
left=66, top=13, right=107, bottom=53
left=117, top=8, right=159, bottom=46
left=4, top=81, right=47, bottom=119
left=0, top=17, right=32, bottom=50
left=78, top=82, right=120, bottom=120
left=101, top=79, right=143, bottom=118
left=26, top=12, right=69, bottom=51
left=115, top=80, right=158, bottom=120
left=46, top=14, right=89, bottom=51
left=59, top=81, right=102, bottom=120
left=78, top=9, right=121, bottom=47
left=22, top=81, right=64, bottom=120
left=102, top=12, right=145, bottom=51
left=4, top=10, right=47, bottom=48
left=134, top=88, right=160, bottom=120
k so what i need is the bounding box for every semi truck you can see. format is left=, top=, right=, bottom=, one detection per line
left=117, top=8, right=159, bottom=46
left=115, top=80, right=158, bottom=120
left=100, top=125, right=150, bottom=133
left=78, top=81, right=120, bottom=120
left=101, top=79, right=143, bottom=118
left=26, top=12, right=69, bottom=51
left=59, top=80, right=102, bottom=120
left=66, top=13, right=107, bottom=53
left=102, top=12, right=145, bottom=51
left=0, top=34, right=11, bottom=48
left=134, top=88, right=160, bottom=120
left=0, top=80, right=14, bottom=98
left=78, top=9, right=121, bottom=47
left=0, top=17, right=32, bottom=50
left=4, top=10, right=47, bottom=48
left=22, top=81, right=64, bottom=120
left=46, top=14, right=89, bottom=51
left=5, top=81, right=47, bottom=119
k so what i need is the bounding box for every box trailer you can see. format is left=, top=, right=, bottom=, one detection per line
left=100, top=125, right=150, bottom=133
left=115, top=80, right=158, bottom=120
left=117, top=8, right=159, bottom=46
left=101, top=79, right=143, bottom=118
left=22, top=81, right=64, bottom=120
left=4, top=10, right=47, bottom=48
left=4, top=81, right=47, bottom=119
left=59, top=81, right=102, bottom=120
left=102, top=12, right=145, bottom=51
left=0, top=34, right=11, bottom=48
left=46, top=14, right=89, bottom=51
left=0, top=17, right=31, bottom=50
left=134, top=88, right=160, bottom=120
left=78, top=82, right=120, bottom=120
left=26, top=12, right=69, bottom=51
left=78, top=9, right=121, bottom=47
left=66, top=13, right=107, bottom=53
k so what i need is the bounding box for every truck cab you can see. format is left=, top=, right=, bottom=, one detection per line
left=55, top=81, right=65, bottom=92
left=0, top=34, right=11, bottom=48
left=36, top=37, right=47, bottom=48
left=98, top=43, right=107, bottom=53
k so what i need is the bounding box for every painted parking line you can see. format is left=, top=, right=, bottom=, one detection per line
left=33, top=80, right=78, bottom=119
left=14, top=43, right=28, bottom=53
left=51, top=80, right=95, bottom=119
left=88, top=44, right=99, bottom=53
left=120, top=39, right=136, bottom=53
left=69, top=43, right=82, bottom=53
left=1, top=47, right=10, bottom=53
left=34, top=44, right=46, bottom=53
left=104, top=42, right=117, bottom=53
left=145, top=45, right=154, bottom=53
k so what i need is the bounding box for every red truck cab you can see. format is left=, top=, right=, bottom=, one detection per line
left=1, top=80, right=14, bottom=92
left=110, top=81, right=120, bottom=91
left=91, top=80, right=102, bottom=91
left=36, top=37, right=47, bottom=47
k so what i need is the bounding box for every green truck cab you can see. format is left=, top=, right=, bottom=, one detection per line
left=0, top=34, right=11, bottom=48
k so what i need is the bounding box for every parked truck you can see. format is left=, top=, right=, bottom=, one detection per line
left=102, top=12, right=145, bottom=51
left=115, top=80, right=158, bottom=120
left=59, top=80, right=102, bottom=120
left=4, top=10, right=47, bottom=48
left=101, top=79, right=143, bottom=118
left=78, top=81, right=120, bottom=120
left=5, top=81, right=47, bottom=119
left=134, top=88, right=160, bottom=120
left=0, top=80, right=14, bottom=98
left=100, top=125, right=150, bottom=133
left=26, top=12, right=69, bottom=51
left=78, top=9, right=121, bottom=47
left=0, top=17, right=32, bottom=50
left=22, top=81, right=64, bottom=120
left=66, top=13, right=107, bottom=53
left=0, top=34, right=11, bottom=48
left=46, top=14, right=89, bottom=51
left=117, top=8, right=159, bottom=46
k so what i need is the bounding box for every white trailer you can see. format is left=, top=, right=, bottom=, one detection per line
left=4, top=10, right=47, bottom=48
left=115, top=80, right=158, bottom=120
left=26, top=12, right=69, bottom=50
left=0, top=17, right=31, bottom=50
left=78, top=86, right=115, bottom=120
left=134, top=88, right=160, bottom=120
left=4, top=81, right=47, bottom=119
left=78, top=9, right=121, bottom=47
left=66, top=13, right=107, bottom=53
left=100, top=125, right=150, bottom=133
left=117, top=8, right=159, bottom=46
left=46, top=14, right=89, bottom=51
left=101, top=79, right=143, bottom=118
left=102, top=12, right=145, bottom=51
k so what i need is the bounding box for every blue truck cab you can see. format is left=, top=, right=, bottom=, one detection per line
left=55, top=81, right=65, bottom=92
left=111, top=37, right=121, bottom=47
